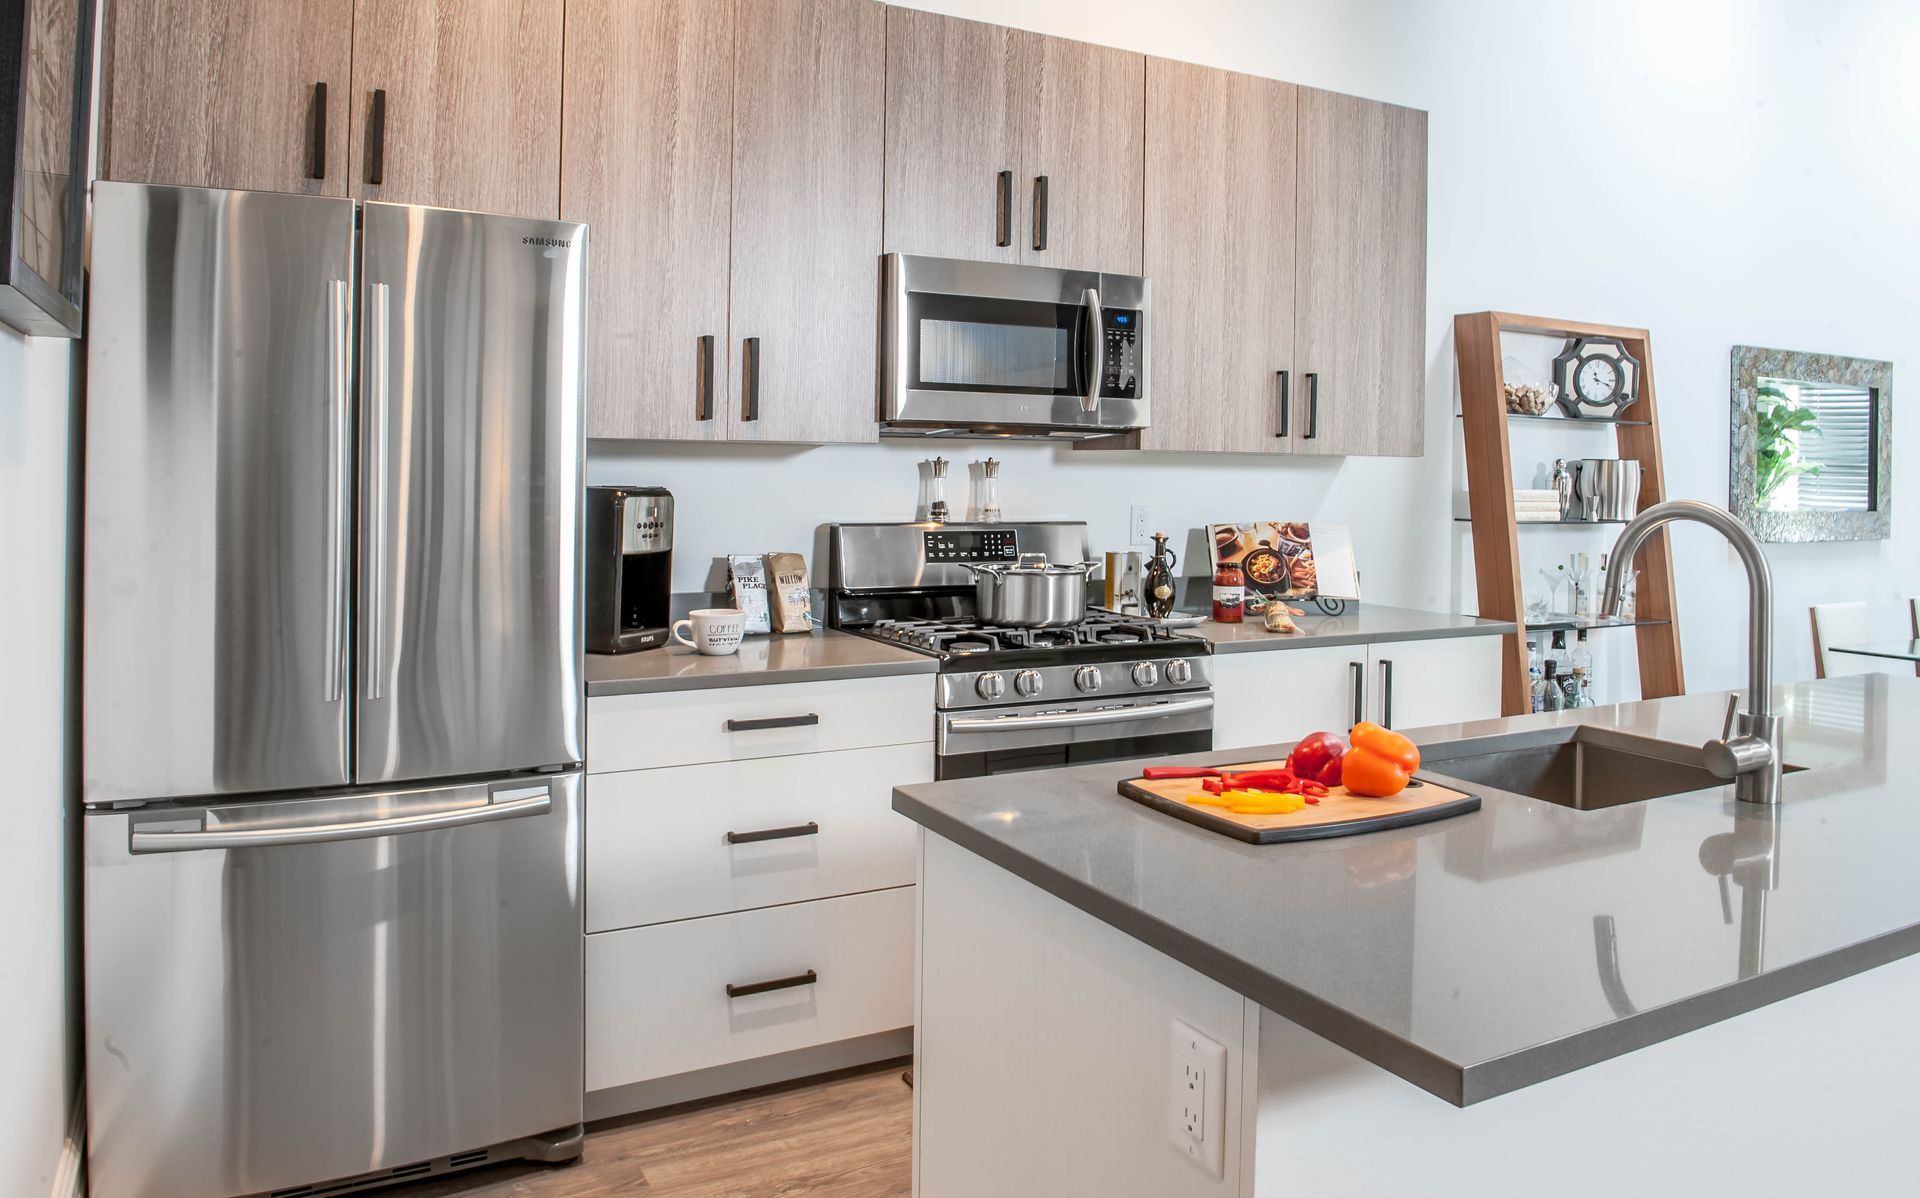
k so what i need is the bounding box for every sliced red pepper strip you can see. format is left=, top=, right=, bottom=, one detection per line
left=1141, top=766, right=1224, bottom=780
left=1200, top=777, right=1225, bottom=794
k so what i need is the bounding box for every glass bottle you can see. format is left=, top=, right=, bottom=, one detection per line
left=1212, top=561, right=1245, bottom=623
left=1571, top=630, right=1595, bottom=707
left=1527, top=637, right=1545, bottom=713
left=1540, top=661, right=1566, bottom=712
left=1143, top=533, right=1179, bottom=619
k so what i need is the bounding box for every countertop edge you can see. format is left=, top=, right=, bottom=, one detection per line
left=893, top=788, right=1470, bottom=1107
left=588, top=656, right=940, bottom=697
left=1205, top=619, right=1517, bottom=655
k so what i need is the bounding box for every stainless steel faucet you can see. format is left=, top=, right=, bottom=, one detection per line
left=1599, top=500, right=1783, bottom=804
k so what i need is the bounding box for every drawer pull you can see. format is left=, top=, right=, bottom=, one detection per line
left=723, top=713, right=819, bottom=733
left=725, top=821, right=819, bottom=845
left=725, top=969, right=818, bottom=999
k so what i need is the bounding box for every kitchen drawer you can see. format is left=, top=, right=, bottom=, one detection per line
left=587, top=674, right=934, bottom=773
left=587, top=743, right=931, bottom=931
left=585, top=886, right=915, bottom=1091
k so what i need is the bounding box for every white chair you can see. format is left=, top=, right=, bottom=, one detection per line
left=1809, top=601, right=1883, bottom=678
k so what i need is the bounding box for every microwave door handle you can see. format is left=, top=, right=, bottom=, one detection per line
left=1079, top=287, right=1101, bottom=414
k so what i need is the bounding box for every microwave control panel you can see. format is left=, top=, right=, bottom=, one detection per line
left=1098, top=309, right=1142, bottom=398
left=924, top=528, right=1019, bottom=562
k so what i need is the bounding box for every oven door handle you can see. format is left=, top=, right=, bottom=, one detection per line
left=1079, top=286, right=1103, bottom=414
left=947, top=695, right=1213, bottom=733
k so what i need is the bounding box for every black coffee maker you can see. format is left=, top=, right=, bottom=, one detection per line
left=585, top=486, right=673, bottom=653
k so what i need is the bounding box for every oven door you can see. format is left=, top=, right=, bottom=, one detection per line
left=883, top=253, right=1149, bottom=436
left=935, top=693, right=1212, bottom=780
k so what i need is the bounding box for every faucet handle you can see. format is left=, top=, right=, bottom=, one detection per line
left=1721, top=693, right=1740, bottom=740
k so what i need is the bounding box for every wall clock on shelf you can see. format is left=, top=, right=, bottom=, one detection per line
left=1551, top=336, right=1641, bottom=419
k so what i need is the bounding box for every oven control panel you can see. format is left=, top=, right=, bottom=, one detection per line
left=924, top=528, right=1019, bottom=562
left=1098, top=309, right=1142, bottom=399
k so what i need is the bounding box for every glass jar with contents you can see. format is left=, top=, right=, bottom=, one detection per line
left=1212, top=561, right=1245, bottom=623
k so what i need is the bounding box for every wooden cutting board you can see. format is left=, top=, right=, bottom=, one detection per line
left=1117, top=758, right=1481, bottom=844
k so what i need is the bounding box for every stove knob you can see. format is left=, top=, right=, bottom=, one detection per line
left=1014, top=669, right=1043, bottom=698
left=975, top=672, right=1006, bottom=701
left=1073, top=665, right=1103, bottom=693
left=1165, top=659, right=1193, bottom=686
left=1130, top=661, right=1159, bottom=688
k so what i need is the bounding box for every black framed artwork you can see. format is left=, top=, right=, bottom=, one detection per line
left=0, top=0, right=95, bottom=337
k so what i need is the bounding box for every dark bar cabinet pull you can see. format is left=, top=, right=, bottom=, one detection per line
left=1305, top=372, right=1320, bottom=439
left=1379, top=659, right=1395, bottom=729
left=309, top=82, right=328, bottom=180
left=740, top=337, right=761, bottom=421
left=994, top=170, right=1013, bottom=247
left=1275, top=369, right=1290, bottom=438
left=723, top=712, right=818, bottom=733
left=1031, top=175, right=1049, bottom=251
left=1349, top=660, right=1365, bottom=727
left=725, top=970, right=818, bottom=999
left=725, top=821, right=820, bottom=846
left=367, top=88, right=387, bottom=185
left=695, top=334, right=715, bottom=421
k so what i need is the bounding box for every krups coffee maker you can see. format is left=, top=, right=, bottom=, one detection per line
left=585, top=486, right=673, bottom=653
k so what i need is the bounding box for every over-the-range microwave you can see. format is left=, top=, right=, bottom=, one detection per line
left=880, top=253, right=1150, bottom=439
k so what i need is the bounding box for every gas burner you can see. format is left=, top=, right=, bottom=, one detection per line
left=946, top=639, right=994, bottom=655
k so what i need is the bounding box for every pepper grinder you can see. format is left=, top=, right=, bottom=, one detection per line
left=927, top=456, right=950, bottom=524
left=978, top=458, right=1001, bottom=523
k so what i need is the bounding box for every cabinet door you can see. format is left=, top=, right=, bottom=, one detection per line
left=1018, top=33, right=1144, bottom=273
left=1133, top=59, right=1296, bottom=453
left=729, top=0, right=885, bottom=444
left=563, top=0, right=733, bottom=441
left=882, top=7, right=1021, bottom=262
left=349, top=0, right=563, bottom=218
left=1211, top=645, right=1364, bottom=755
left=1367, top=637, right=1502, bottom=733
left=1294, top=88, right=1427, bottom=457
left=103, top=0, right=351, bottom=195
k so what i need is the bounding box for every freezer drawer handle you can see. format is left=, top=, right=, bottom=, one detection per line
left=127, top=790, right=553, bottom=854
left=725, top=821, right=819, bottom=845
left=948, top=695, right=1213, bottom=733
left=724, top=713, right=819, bottom=733
left=725, top=969, right=818, bottom=999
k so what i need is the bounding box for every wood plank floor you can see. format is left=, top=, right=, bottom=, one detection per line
left=386, top=1064, right=913, bottom=1198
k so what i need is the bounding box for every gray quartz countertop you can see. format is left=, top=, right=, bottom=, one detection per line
left=587, top=627, right=936, bottom=696
left=893, top=674, right=1918, bottom=1105
left=1187, top=602, right=1514, bottom=652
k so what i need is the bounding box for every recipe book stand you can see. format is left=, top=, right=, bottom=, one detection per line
left=1453, top=311, right=1686, bottom=716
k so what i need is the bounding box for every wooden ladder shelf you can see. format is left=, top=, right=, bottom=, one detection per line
left=1453, top=311, right=1686, bottom=716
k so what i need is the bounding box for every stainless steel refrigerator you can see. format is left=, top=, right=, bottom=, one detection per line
left=81, top=182, right=588, bottom=1198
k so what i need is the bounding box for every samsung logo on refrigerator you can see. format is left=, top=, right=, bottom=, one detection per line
left=522, top=235, right=571, bottom=248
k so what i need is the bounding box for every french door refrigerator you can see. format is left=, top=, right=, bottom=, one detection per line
left=81, top=182, right=588, bottom=1198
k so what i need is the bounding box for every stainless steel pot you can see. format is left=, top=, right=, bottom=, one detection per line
left=959, top=553, right=1104, bottom=627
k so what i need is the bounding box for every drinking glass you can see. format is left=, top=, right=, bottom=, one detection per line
left=1536, top=565, right=1565, bottom=618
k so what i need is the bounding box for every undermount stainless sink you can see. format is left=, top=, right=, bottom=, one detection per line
left=1419, top=726, right=1802, bottom=812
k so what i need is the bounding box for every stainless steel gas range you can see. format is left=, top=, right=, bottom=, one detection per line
left=827, top=521, right=1213, bottom=779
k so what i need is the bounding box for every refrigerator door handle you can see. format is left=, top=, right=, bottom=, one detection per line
left=326, top=279, right=351, bottom=703
left=128, top=787, right=553, bottom=854
left=364, top=281, right=392, bottom=702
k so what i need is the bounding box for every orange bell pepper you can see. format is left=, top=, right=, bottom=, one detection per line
left=1340, top=722, right=1421, bottom=797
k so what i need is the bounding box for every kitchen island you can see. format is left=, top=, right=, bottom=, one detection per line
left=895, top=674, right=1920, bottom=1196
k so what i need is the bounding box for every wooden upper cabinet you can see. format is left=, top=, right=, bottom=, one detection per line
left=348, top=0, right=563, bottom=218
left=563, top=0, right=734, bottom=442
left=729, top=0, right=886, bottom=444
left=883, top=8, right=1020, bottom=262
left=103, top=0, right=352, bottom=195
left=1123, top=58, right=1296, bottom=454
left=1293, top=87, right=1428, bottom=457
left=884, top=13, right=1143, bottom=270
left=1019, top=33, right=1143, bottom=273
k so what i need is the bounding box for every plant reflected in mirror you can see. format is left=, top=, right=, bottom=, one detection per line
left=1730, top=347, right=1890, bottom=543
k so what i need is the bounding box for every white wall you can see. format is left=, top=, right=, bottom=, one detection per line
left=0, top=327, right=80, bottom=1194
left=589, top=0, right=1920, bottom=692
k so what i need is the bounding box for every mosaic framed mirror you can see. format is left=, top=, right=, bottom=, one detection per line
left=1730, top=345, right=1891, bottom=542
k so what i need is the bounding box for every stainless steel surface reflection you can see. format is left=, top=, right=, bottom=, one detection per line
left=84, top=184, right=359, bottom=802
left=357, top=203, right=586, bottom=783
left=84, top=775, right=584, bottom=1198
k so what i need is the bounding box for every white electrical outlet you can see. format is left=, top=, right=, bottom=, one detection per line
left=1129, top=505, right=1151, bottom=547
left=1168, top=1018, right=1227, bottom=1178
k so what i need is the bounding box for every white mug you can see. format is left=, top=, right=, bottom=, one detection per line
left=672, top=608, right=745, bottom=656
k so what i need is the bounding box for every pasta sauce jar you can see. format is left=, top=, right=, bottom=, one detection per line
left=1211, top=561, right=1245, bottom=623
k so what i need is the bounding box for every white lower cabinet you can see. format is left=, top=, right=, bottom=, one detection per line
left=1211, top=634, right=1505, bottom=751
left=585, top=885, right=916, bottom=1091
left=586, top=743, right=931, bottom=931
